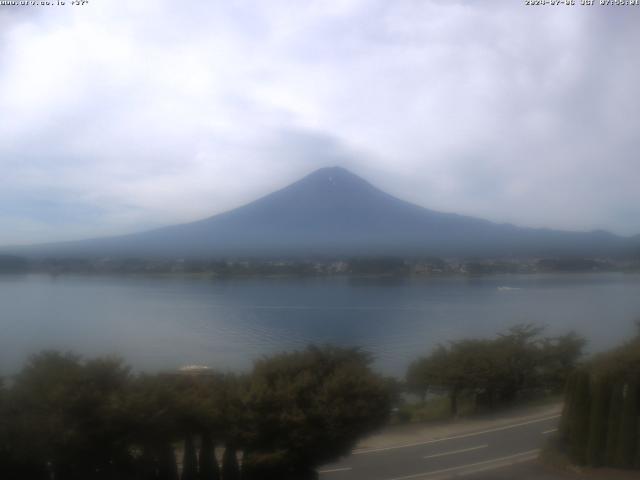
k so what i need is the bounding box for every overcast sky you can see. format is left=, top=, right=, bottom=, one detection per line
left=1, top=1, right=639, bottom=245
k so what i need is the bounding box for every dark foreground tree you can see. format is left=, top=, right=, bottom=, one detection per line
left=585, top=376, right=610, bottom=467
left=540, top=332, right=587, bottom=392
left=4, top=352, right=134, bottom=480
left=614, top=378, right=638, bottom=468
left=0, top=346, right=393, bottom=479
left=221, top=445, right=240, bottom=480
left=567, top=371, right=591, bottom=465
left=157, top=442, right=179, bottom=480
left=406, top=345, right=448, bottom=403
left=198, top=432, right=220, bottom=480
left=181, top=436, right=197, bottom=480
left=605, top=382, right=624, bottom=466
left=407, top=325, right=585, bottom=418
left=241, top=346, right=392, bottom=479
left=561, top=330, right=640, bottom=470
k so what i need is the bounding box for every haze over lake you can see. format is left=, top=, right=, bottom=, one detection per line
left=1, top=273, right=639, bottom=376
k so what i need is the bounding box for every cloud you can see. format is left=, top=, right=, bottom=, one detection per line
left=1, top=1, right=639, bottom=245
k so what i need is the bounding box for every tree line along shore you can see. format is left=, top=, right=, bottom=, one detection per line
left=1, top=254, right=640, bottom=276
left=1, top=324, right=638, bottom=479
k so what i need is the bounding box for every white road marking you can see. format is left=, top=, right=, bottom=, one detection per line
left=384, top=449, right=540, bottom=480
left=454, top=450, right=540, bottom=478
left=542, top=428, right=558, bottom=435
left=318, top=467, right=353, bottom=474
left=423, top=444, right=487, bottom=459
left=353, top=414, right=560, bottom=455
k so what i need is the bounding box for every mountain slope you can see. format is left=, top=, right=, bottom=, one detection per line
left=3, top=167, right=636, bottom=258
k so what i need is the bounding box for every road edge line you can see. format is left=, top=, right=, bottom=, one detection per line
left=353, top=415, right=560, bottom=455
left=384, top=449, right=540, bottom=480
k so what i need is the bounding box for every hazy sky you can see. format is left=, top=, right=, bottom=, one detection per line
left=1, top=1, right=639, bottom=245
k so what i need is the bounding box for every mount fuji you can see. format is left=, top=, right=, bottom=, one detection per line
left=3, top=167, right=636, bottom=259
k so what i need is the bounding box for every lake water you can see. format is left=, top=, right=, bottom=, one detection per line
left=1, top=273, right=639, bottom=376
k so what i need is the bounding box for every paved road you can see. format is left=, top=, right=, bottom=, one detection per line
left=318, top=413, right=560, bottom=480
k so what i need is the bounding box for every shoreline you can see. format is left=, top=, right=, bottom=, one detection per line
left=2, top=269, right=640, bottom=280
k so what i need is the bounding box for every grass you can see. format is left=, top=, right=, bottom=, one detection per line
left=392, top=392, right=564, bottom=425
left=392, top=394, right=476, bottom=424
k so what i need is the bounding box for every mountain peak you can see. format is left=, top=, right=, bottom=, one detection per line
left=309, top=165, right=352, bottom=176
left=292, top=166, right=375, bottom=193
left=304, top=166, right=359, bottom=180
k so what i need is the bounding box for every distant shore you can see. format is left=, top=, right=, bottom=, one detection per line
left=2, top=252, right=640, bottom=278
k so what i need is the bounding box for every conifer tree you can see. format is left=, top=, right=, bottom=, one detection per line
left=614, top=380, right=639, bottom=468
left=198, top=433, right=220, bottom=480
left=560, top=372, right=578, bottom=441
left=586, top=376, right=610, bottom=466
left=182, top=435, right=198, bottom=480
left=221, top=445, right=240, bottom=480
left=568, top=370, right=590, bottom=465
left=605, top=382, right=624, bottom=466
left=158, top=443, right=179, bottom=480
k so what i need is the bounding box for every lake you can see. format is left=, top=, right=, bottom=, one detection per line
left=1, top=273, right=639, bottom=376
